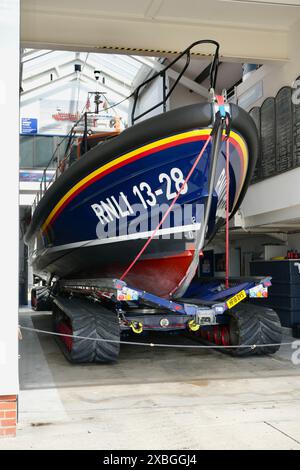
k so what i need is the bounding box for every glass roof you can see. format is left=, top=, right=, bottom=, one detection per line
left=21, top=49, right=157, bottom=104
left=20, top=49, right=163, bottom=134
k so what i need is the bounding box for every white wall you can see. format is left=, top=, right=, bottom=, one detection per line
left=241, top=166, right=300, bottom=227
left=236, top=18, right=300, bottom=110
left=20, top=1, right=290, bottom=62
left=0, top=0, right=19, bottom=395
left=131, top=74, right=206, bottom=124
left=168, top=78, right=205, bottom=110
left=235, top=19, right=300, bottom=233
left=132, top=75, right=166, bottom=124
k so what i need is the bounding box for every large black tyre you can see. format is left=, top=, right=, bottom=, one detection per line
left=52, top=297, right=120, bottom=363
left=229, top=303, right=282, bottom=357
left=31, top=286, right=53, bottom=311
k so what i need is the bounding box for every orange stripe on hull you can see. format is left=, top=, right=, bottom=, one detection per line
left=42, top=129, right=248, bottom=233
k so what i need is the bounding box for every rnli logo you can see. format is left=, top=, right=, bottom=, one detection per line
left=91, top=167, right=188, bottom=225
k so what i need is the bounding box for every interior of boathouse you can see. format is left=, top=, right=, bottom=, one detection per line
left=1, top=0, right=300, bottom=452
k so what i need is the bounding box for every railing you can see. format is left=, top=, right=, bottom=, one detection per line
left=31, top=128, right=76, bottom=213
left=31, top=112, right=121, bottom=212
left=131, top=39, right=220, bottom=125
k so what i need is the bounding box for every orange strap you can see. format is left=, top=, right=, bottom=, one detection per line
left=225, top=137, right=230, bottom=289
left=216, top=95, right=230, bottom=288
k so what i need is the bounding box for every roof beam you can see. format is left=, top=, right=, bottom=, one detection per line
left=167, top=68, right=209, bottom=97
left=22, top=55, right=133, bottom=89
left=21, top=71, right=129, bottom=107
left=194, top=62, right=223, bottom=85
left=131, top=55, right=209, bottom=98
left=21, top=5, right=289, bottom=62
left=22, top=50, right=53, bottom=63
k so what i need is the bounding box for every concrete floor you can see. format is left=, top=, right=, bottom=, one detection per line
left=1, top=308, right=300, bottom=450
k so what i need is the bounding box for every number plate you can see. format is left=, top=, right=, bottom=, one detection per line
left=226, top=290, right=247, bottom=309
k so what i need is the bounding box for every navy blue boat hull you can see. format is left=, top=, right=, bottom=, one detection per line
left=26, top=104, right=258, bottom=297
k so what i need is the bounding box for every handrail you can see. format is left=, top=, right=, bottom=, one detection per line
left=131, top=39, right=220, bottom=125
left=30, top=111, right=101, bottom=212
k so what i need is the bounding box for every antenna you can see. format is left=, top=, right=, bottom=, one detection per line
left=91, top=70, right=106, bottom=113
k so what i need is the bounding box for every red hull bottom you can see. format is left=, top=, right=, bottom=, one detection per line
left=103, top=250, right=195, bottom=298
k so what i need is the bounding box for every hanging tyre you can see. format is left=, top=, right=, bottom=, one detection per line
left=228, top=303, right=282, bottom=356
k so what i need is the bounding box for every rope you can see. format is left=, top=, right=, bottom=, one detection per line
left=215, top=94, right=230, bottom=289
left=120, top=134, right=213, bottom=281
left=19, top=325, right=292, bottom=350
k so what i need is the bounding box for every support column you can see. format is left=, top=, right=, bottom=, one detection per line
left=0, top=0, right=20, bottom=438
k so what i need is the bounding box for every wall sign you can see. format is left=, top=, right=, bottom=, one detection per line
left=21, top=117, right=38, bottom=134
left=238, top=80, right=263, bottom=110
